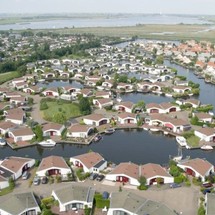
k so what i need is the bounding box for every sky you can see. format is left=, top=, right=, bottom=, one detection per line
left=0, top=0, right=215, bottom=15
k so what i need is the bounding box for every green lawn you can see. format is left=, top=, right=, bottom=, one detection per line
left=0, top=71, right=20, bottom=84
left=42, top=101, right=81, bottom=123
left=0, top=187, right=13, bottom=196
left=186, top=136, right=200, bottom=148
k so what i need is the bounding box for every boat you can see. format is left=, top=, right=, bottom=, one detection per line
left=163, top=131, right=168, bottom=135
left=165, top=93, right=173, bottom=97
left=105, top=128, right=115, bottom=134
left=94, top=134, right=102, bottom=142
left=150, top=127, right=160, bottom=132
left=38, top=139, right=56, bottom=147
left=143, top=127, right=149, bottom=131
left=0, top=138, right=6, bottom=146
left=170, top=148, right=183, bottom=162
left=200, top=145, right=213, bottom=151
left=176, top=136, right=187, bottom=147
left=38, top=79, right=46, bottom=83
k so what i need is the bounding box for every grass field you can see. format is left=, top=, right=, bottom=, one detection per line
left=42, top=101, right=81, bottom=122
left=0, top=71, right=20, bottom=85
left=187, top=136, right=200, bottom=148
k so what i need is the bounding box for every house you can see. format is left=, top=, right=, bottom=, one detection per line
left=194, top=127, right=215, bottom=142
left=93, top=98, right=113, bottom=109
left=172, top=86, right=191, bottom=94
left=107, top=192, right=176, bottom=215
left=106, top=162, right=140, bottom=186
left=42, top=88, right=59, bottom=97
left=102, top=80, right=114, bottom=88
left=9, top=96, right=27, bottom=107
left=205, top=193, right=215, bottom=215
left=176, top=98, right=201, bottom=108
left=8, top=127, right=35, bottom=143
left=42, top=123, right=65, bottom=137
left=4, top=108, right=25, bottom=125
left=0, top=192, right=41, bottom=215
left=67, top=124, right=94, bottom=138
left=0, top=156, right=35, bottom=180
left=79, top=89, right=93, bottom=97
left=23, top=86, right=40, bottom=94
left=70, top=152, right=107, bottom=173
left=0, top=121, right=16, bottom=135
left=11, top=78, right=25, bottom=87
left=194, top=112, right=213, bottom=123
left=141, top=163, right=174, bottom=185
left=177, top=158, right=214, bottom=182
left=117, top=112, right=137, bottom=124
left=36, top=156, right=71, bottom=177
left=14, top=81, right=28, bottom=90
left=114, top=101, right=134, bottom=113
left=95, top=91, right=111, bottom=99
left=86, top=79, right=97, bottom=87
left=52, top=185, right=95, bottom=212
left=3, top=91, right=22, bottom=99
left=117, top=83, right=133, bottom=91
left=83, top=114, right=110, bottom=126
left=146, top=102, right=180, bottom=114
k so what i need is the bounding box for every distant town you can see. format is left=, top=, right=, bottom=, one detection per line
left=0, top=30, right=215, bottom=215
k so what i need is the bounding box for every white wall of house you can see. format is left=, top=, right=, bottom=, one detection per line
left=8, top=132, right=35, bottom=143
left=115, top=105, right=132, bottom=113
left=42, top=91, right=59, bottom=97
left=43, top=126, right=64, bottom=137
left=0, top=180, right=9, bottom=189
left=118, top=117, right=137, bottom=124
left=146, top=175, right=174, bottom=185
left=107, top=208, right=135, bottom=215
left=67, top=131, right=89, bottom=138
left=91, top=161, right=107, bottom=173
left=83, top=118, right=109, bottom=126
left=5, top=118, right=23, bottom=125
left=36, top=167, right=71, bottom=177
left=105, top=174, right=139, bottom=186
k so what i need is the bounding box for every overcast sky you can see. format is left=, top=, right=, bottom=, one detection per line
left=0, top=0, right=215, bottom=15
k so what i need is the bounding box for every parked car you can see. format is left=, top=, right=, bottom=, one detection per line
left=169, top=183, right=181, bottom=188
left=33, top=176, right=40, bottom=185
left=202, top=182, right=213, bottom=188
left=202, top=188, right=213, bottom=195
left=96, top=174, right=105, bottom=182
left=41, top=176, right=48, bottom=184
left=22, top=171, right=29, bottom=180
left=102, top=191, right=109, bottom=199
left=90, top=173, right=98, bottom=180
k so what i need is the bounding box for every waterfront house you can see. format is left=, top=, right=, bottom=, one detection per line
left=141, top=163, right=174, bottom=185
left=23, top=86, right=40, bottom=94
left=42, top=88, right=59, bottom=97
left=85, top=75, right=100, bottom=81
left=36, top=155, right=71, bottom=177
left=0, top=192, right=41, bottom=215
left=177, top=158, right=214, bottom=182
left=194, top=127, right=215, bottom=142
left=117, top=83, right=133, bottom=91
left=106, top=162, right=140, bottom=186
left=52, top=185, right=95, bottom=212
left=67, top=124, right=94, bottom=138
left=4, top=108, right=25, bottom=125
left=93, top=98, right=113, bottom=109
left=172, top=86, right=191, bottom=94
left=79, top=89, right=93, bottom=97
left=146, top=102, right=180, bottom=114
left=117, top=112, right=137, bottom=124
left=114, top=101, right=134, bottom=113
left=193, top=112, right=213, bottom=123
left=86, top=79, right=97, bottom=87
left=0, top=156, right=35, bottom=180
left=70, top=152, right=107, bottom=173
left=176, top=98, right=201, bottom=108
left=42, top=72, right=56, bottom=79
left=62, top=86, right=80, bottom=95
left=0, top=121, right=16, bottom=135
left=42, top=122, right=65, bottom=137
left=95, top=91, right=111, bottom=99
left=102, top=80, right=114, bottom=88
left=8, top=127, right=35, bottom=143
left=107, top=192, right=176, bottom=215
left=83, top=113, right=110, bottom=126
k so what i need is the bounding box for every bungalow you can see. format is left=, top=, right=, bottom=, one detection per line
left=36, top=155, right=71, bottom=177
left=74, top=72, right=85, bottom=79
left=93, top=98, right=113, bottom=109
left=118, top=112, right=137, bottom=124
left=79, top=89, right=93, bottom=97
left=95, top=91, right=111, bottom=99
left=62, top=86, right=80, bottom=95
left=107, top=192, right=176, bottom=215
left=146, top=102, right=180, bottom=114
left=114, top=101, right=134, bottom=113
left=0, top=121, right=16, bottom=135
left=42, top=72, right=56, bottom=79
left=70, top=152, right=107, bottom=173
left=42, top=88, right=59, bottom=97
left=23, top=86, right=40, bottom=94
left=85, top=75, right=100, bottom=81
left=67, top=124, right=94, bottom=138
left=83, top=113, right=110, bottom=126
left=177, top=158, right=214, bottom=182
left=183, top=99, right=201, bottom=108
left=14, top=81, right=28, bottom=90
left=52, top=185, right=95, bottom=212
left=0, top=156, right=35, bottom=180
left=172, top=86, right=191, bottom=94
left=8, top=127, right=35, bottom=143
left=86, top=80, right=97, bottom=87
left=3, top=91, right=22, bottom=99
left=194, top=127, right=215, bottom=142
left=0, top=192, right=41, bottom=215
left=141, top=163, right=174, bottom=185
left=4, top=108, right=25, bottom=125
left=194, top=112, right=213, bottom=123
left=42, top=123, right=65, bottom=137
left=137, top=82, right=151, bottom=91
left=102, top=80, right=114, bottom=88
left=105, top=162, right=140, bottom=186
left=117, top=83, right=133, bottom=91
left=11, top=78, right=25, bottom=87
left=10, top=96, right=27, bottom=107
left=59, top=72, right=70, bottom=78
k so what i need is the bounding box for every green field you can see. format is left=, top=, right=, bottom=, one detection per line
left=42, top=101, right=81, bottom=123
left=0, top=71, right=20, bottom=84
left=187, top=136, right=200, bottom=148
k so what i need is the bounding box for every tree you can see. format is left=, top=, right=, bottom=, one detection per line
left=79, top=97, right=91, bottom=115
left=53, top=112, right=66, bottom=124
left=33, top=125, right=44, bottom=141
left=155, top=55, right=164, bottom=65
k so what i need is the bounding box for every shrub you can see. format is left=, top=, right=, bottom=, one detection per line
left=40, top=101, right=48, bottom=110
left=94, top=194, right=110, bottom=208
left=76, top=168, right=90, bottom=181
left=138, top=185, right=148, bottom=190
